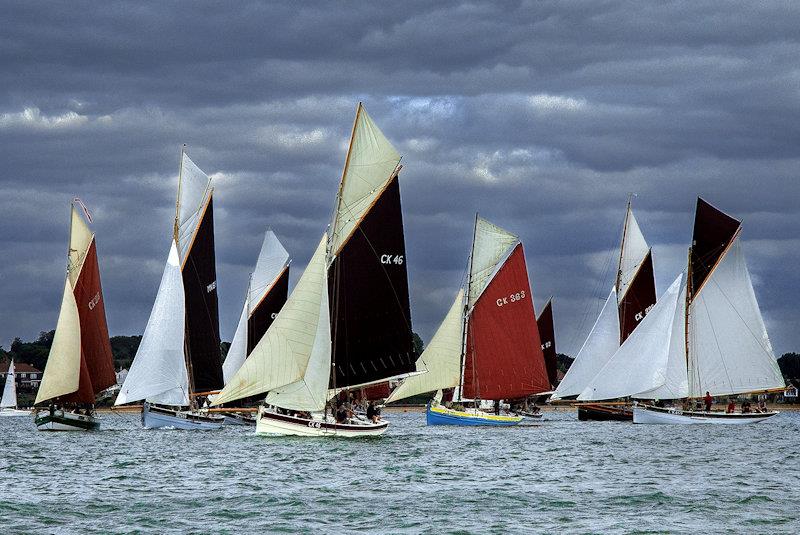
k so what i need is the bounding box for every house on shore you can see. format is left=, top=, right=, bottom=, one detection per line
left=0, top=360, right=43, bottom=389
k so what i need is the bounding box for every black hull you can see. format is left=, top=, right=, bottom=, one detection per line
left=577, top=403, right=633, bottom=422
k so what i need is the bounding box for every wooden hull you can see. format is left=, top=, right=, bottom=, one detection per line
left=223, top=412, right=257, bottom=426
left=426, top=404, right=524, bottom=426
left=633, top=405, right=779, bottom=425
left=255, top=407, right=389, bottom=437
left=142, top=403, right=224, bottom=430
left=577, top=403, right=633, bottom=422
left=35, top=409, right=99, bottom=431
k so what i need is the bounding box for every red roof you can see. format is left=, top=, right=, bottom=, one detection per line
left=0, top=361, right=42, bottom=374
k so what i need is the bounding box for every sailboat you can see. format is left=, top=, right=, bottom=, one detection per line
left=0, top=360, right=30, bottom=416
left=579, top=198, right=784, bottom=424
left=213, top=103, right=416, bottom=437
left=220, top=229, right=290, bottom=425
left=550, top=199, right=657, bottom=421
left=115, top=149, right=225, bottom=430
left=386, top=216, right=551, bottom=426
left=34, top=201, right=118, bottom=431
left=517, top=298, right=558, bottom=419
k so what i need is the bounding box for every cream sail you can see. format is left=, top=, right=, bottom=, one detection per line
left=35, top=279, right=82, bottom=404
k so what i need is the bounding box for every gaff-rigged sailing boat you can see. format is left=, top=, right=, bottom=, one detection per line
left=516, top=298, right=558, bottom=419
left=213, top=103, right=416, bottom=437
left=115, top=150, right=224, bottom=429
left=387, top=216, right=550, bottom=426
left=551, top=199, right=656, bottom=421
left=579, top=198, right=784, bottom=424
left=220, top=229, right=290, bottom=425
left=34, top=202, right=117, bottom=431
left=0, top=360, right=30, bottom=416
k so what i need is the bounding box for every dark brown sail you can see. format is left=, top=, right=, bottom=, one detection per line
left=182, top=196, right=223, bottom=393
left=328, top=175, right=415, bottom=388
left=617, top=250, right=657, bottom=343
left=246, top=266, right=289, bottom=355
left=690, top=197, right=741, bottom=296
left=537, top=298, right=559, bottom=388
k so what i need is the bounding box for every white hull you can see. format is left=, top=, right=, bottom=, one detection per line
left=633, top=405, right=779, bottom=425
left=142, top=403, right=224, bottom=430
left=34, top=409, right=99, bottom=431
left=255, top=407, right=389, bottom=437
left=0, top=408, right=31, bottom=417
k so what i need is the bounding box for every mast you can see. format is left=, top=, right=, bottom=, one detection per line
left=684, top=247, right=692, bottom=398
left=174, top=144, right=185, bottom=244
left=456, top=213, right=479, bottom=402
left=616, top=194, right=632, bottom=302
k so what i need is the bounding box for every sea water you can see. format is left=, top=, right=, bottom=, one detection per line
left=1, top=409, right=798, bottom=534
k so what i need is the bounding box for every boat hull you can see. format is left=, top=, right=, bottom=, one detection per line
left=223, top=412, right=257, bottom=426
left=577, top=403, right=633, bottom=422
left=34, top=409, right=99, bottom=431
left=426, top=404, right=524, bottom=426
left=142, top=403, right=224, bottom=430
left=633, top=405, right=779, bottom=425
left=0, top=408, right=31, bottom=417
left=255, top=407, right=389, bottom=437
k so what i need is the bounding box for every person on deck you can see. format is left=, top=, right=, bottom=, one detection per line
left=704, top=391, right=713, bottom=412
left=726, top=400, right=736, bottom=414
left=366, top=401, right=381, bottom=423
left=335, top=405, right=348, bottom=424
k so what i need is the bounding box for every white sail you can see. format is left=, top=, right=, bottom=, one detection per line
left=386, top=289, right=465, bottom=403
left=578, top=274, right=685, bottom=401
left=176, top=152, right=212, bottom=261
left=468, top=216, right=519, bottom=308
left=617, top=208, right=650, bottom=301
left=551, top=288, right=620, bottom=399
left=35, top=279, right=82, bottom=404
left=688, top=237, right=784, bottom=396
left=265, top=270, right=330, bottom=412
left=222, top=229, right=290, bottom=384
left=68, top=205, right=94, bottom=288
left=1, top=360, right=17, bottom=408
left=213, top=234, right=329, bottom=406
left=329, top=104, right=401, bottom=255
left=115, top=242, right=189, bottom=406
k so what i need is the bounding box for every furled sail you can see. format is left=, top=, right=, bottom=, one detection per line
left=328, top=104, right=415, bottom=389
left=386, top=289, right=465, bottom=403
left=116, top=242, right=189, bottom=406
left=461, top=225, right=549, bottom=400
left=617, top=206, right=657, bottom=343
left=177, top=153, right=223, bottom=394
left=551, top=288, right=620, bottom=399
left=537, top=299, right=558, bottom=388
left=578, top=274, right=687, bottom=401
left=688, top=236, right=784, bottom=396
left=223, top=230, right=290, bottom=384
left=1, top=360, right=18, bottom=408
left=214, top=235, right=329, bottom=406
left=35, top=279, right=82, bottom=404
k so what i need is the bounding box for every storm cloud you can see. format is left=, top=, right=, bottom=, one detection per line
left=1, top=1, right=798, bottom=357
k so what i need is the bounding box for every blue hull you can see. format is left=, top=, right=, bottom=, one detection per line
left=142, top=403, right=224, bottom=430
left=426, top=404, right=523, bottom=426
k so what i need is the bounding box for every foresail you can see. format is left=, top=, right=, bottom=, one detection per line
left=330, top=104, right=401, bottom=256
left=468, top=216, right=519, bottom=309
left=688, top=237, right=784, bottom=396
left=176, top=152, right=213, bottom=260
left=386, top=289, right=465, bottom=404
left=35, top=279, right=82, bottom=404
left=213, top=234, right=329, bottom=406
left=1, top=360, right=17, bottom=408
left=222, top=301, right=249, bottom=385
left=552, top=288, right=620, bottom=399
left=462, top=244, right=549, bottom=400
left=578, top=274, right=685, bottom=401
left=115, top=242, right=189, bottom=406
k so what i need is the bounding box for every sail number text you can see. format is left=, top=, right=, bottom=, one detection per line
left=634, top=303, right=655, bottom=322
left=380, top=254, right=404, bottom=265
left=88, top=292, right=101, bottom=310
left=497, top=290, right=526, bottom=307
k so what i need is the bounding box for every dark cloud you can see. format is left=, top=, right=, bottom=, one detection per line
left=1, top=1, right=798, bottom=357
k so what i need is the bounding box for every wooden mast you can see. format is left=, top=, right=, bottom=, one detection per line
left=456, top=213, right=479, bottom=403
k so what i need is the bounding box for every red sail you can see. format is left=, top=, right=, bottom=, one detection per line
left=691, top=197, right=741, bottom=296
left=536, top=299, right=558, bottom=388
left=462, top=244, right=550, bottom=400
left=247, top=265, right=289, bottom=355
left=617, top=250, right=657, bottom=343
left=62, top=239, right=117, bottom=403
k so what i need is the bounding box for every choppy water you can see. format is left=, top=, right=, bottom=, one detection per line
left=1, top=409, right=798, bottom=534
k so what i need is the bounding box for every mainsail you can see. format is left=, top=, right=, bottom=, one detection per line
left=1, top=360, right=18, bottom=408
left=328, top=103, right=415, bottom=389
left=222, top=230, right=290, bottom=383
left=537, top=299, right=558, bottom=388
left=36, top=204, right=116, bottom=405
left=460, top=217, right=550, bottom=400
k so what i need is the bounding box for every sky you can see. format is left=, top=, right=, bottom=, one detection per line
left=1, top=1, right=798, bottom=357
